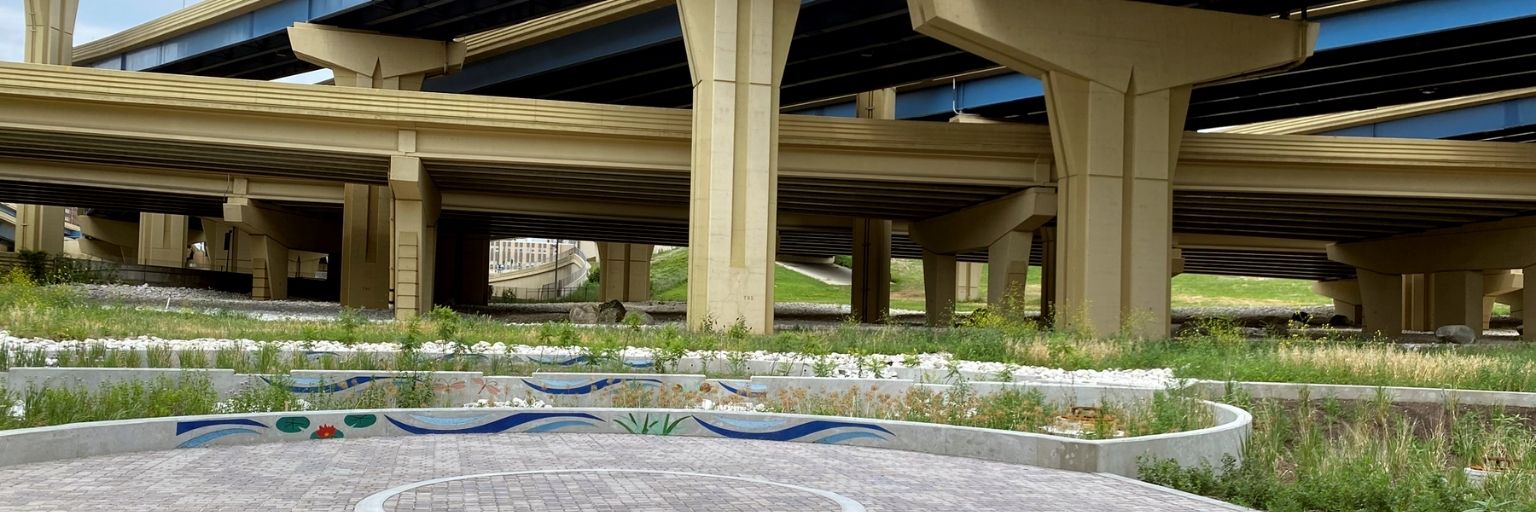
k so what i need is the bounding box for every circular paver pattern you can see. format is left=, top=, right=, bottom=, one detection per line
left=373, top=470, right=859, bottom=512
left=0, top=433, right=1243, bottom=511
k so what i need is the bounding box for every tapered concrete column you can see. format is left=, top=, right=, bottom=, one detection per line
left=1429, top=271, right=1483, bottom=330
left=24, top=0, right=77, bottom=65
left=247, top=233, right=289, bottom=300
left=1358, top=269, right=1403, bottom=338
left=389, top=155, right=439, bottom=319
left=136, top=213, right=188, bottom=268
left=922, top=250, right=957, bottom=327
left=677, top=0, right=799, bottom=333
left=598, top=242, right=653, bottom=302
left=850, top=218, right=892, bottom=323
left=910, top=0, right=1314, bottom=338
left=342, top=184, right=392, bottom=309
left=988, top=230, right=1033, bottom=311
left=956, top=262, right=983, bottom=302
left=289, top=23, right=462, bottom=310
left=15, top=204, right=64, bottom=254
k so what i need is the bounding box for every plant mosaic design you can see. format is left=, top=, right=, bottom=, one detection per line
left=614, top=413, right=690, bottom=436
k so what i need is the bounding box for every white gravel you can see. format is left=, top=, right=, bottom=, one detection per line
left=0, top=330, right=1176, bottom=389
left=79, top=284, right=391, bottom=322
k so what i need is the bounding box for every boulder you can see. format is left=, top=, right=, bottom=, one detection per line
left=596, top=300, right=627, bottom=324
left=1434, top=324, right=1477, bottom=344
left=569, top=304, right=599, bottom=324
left=623, top=310, right=655, bottom=325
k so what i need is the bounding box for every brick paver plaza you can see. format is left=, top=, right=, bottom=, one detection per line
left=0, top=433, right=1245, bottom=511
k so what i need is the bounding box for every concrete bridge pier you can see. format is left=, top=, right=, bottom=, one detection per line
left=909, top=188, right=1055, bottom=326
left=136, top=213, right=187, bottom=268
left=677, top=0, right=799, bottom=334
left=850, top=89, right=895, bottom=324
left=341, top=184, right=392, bottom=310
left=597, top=243, right=652, bottom=302
left=389, top=155, right=439, bottom=319
left=1330, top=218, right=1536, bottom=340
left=287, top=22, right=465, bottom=316
left=13, top=0, right=77, bottom=256
left=910, top=0, right=1316, bottom=338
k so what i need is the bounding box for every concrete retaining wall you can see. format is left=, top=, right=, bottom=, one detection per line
left=0, top=368, right=1247, bottom=478
left=0, top=402, right=1247, bottom=478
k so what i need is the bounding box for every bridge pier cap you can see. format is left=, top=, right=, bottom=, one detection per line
left=910, top=0, right=1316, bottom=338
left=287, top=23, right=467, bottom=90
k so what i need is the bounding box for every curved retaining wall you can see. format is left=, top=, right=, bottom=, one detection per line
left=0, top=401, right=1249, bottom=478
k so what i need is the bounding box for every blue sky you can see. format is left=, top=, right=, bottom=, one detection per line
left=1, top=0, right=331, bottom=82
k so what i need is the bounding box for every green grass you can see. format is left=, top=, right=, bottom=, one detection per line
left=646, top=248, right=1325, bottom=312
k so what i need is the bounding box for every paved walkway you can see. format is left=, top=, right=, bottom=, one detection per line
left=0, top=433, right=1244, bottom=511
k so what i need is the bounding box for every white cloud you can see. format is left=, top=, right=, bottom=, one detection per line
left=273, top=68, right=334, bottom=85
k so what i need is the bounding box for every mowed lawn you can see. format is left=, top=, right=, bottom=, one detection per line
left=641, top=248, right=1326, bottom=311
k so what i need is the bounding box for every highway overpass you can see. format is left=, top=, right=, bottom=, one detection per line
left=4, top=0, right=1533, bottom=340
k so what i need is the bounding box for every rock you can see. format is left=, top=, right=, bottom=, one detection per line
left=623, top=310, right=655, bottom=325
left=596, top=300, right=627, bottom=324
left=1435, top=324, right=1477, bottom=344
left=568, top=304, right=599, bottom=324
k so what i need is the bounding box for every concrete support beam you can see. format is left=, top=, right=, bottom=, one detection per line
left=851, top=218, right=891, bottom=323
left=908, top=188, right=1055, bottom=255
left=247, top=232, right=289, bottom=301
left=678, top=0, right=798, bottom=334
left=910, top=0, right=1316, bottom=338
left=1429, top=271, right=1483, bottom=330
left=24, top=0, right=77, bottom=66
left=1358, top=269, right=1403, bottom=338
left=136, top=213, right=187, bottom=268
left=75, top=215, right=137, bottom=250
left=988, top=230, right=1033, bottom=311
left=598, top=242, right=653, bottom=302
left=14, top=204, right=63, bottom=254
left=389, top=155, right=439, bottom=319
left=341, top=184, right=392, bottom=310
left=922, top=250, right=957, bottom=327
left=287, top=23, right=466, bottom=91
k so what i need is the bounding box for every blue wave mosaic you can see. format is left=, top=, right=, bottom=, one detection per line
left=522, top=377, right=664, bottom=395
left=693, top=418, right=894, bottom=443
left=385, top=412, right=603, bottom=435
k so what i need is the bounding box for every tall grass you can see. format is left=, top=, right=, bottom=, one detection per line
left=1141, top=390, right=1536, bottom=511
